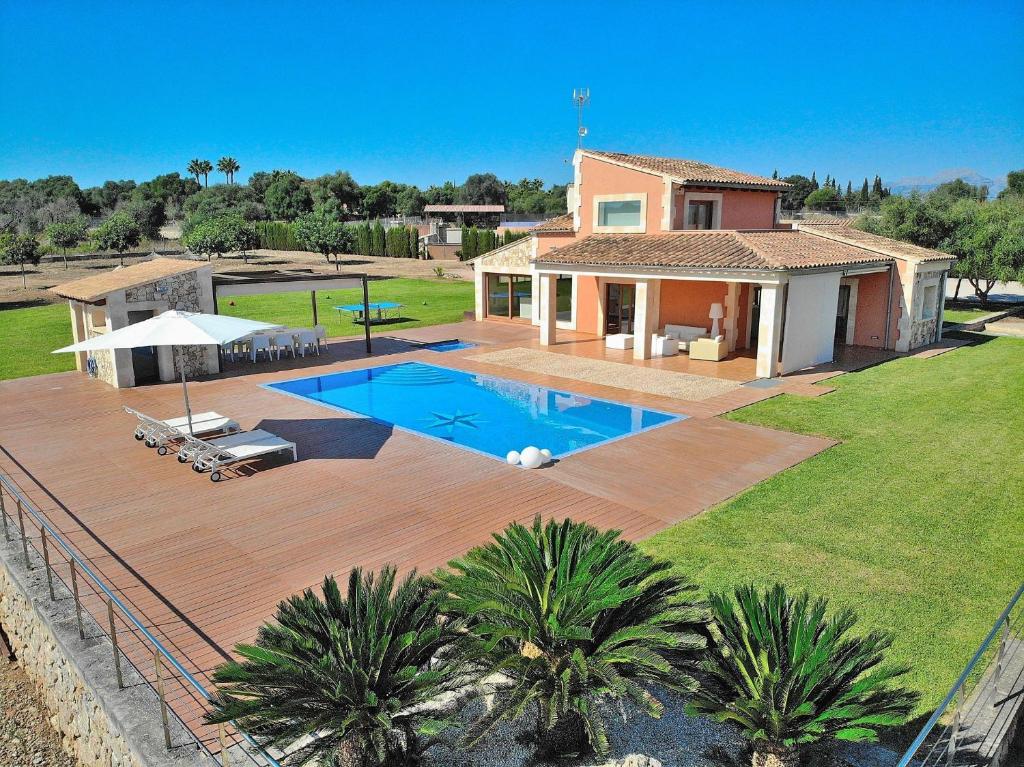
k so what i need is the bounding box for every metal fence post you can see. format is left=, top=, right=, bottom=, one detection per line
left=70, top=560, right=85, bottom=639
left=16, top=498, right=31, bottom=569
left=947, top=686, right=964, bottom=766
left=41, top=528, right=55, bottom=601
left=154, top=651, right=172, bottom=750
left=0, top=487, right=10, bottom=542
left=995, top=616, right=1010, bottom=685
left=107, top=599, right=124, bottom=689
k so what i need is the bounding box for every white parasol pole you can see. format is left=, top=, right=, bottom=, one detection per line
left=176, top=347, right=194, bottom=436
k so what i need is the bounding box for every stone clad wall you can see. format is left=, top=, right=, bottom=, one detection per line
left=0, top=538, right=212, bottom=767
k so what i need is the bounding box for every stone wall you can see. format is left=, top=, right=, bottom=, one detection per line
left=0, top=538, right=212, bottom=767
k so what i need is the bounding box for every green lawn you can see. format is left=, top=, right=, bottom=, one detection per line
left=0, top=278, right=473, bottom=381
left=943, top=306, right=991, bottom=324
left=641, top=335, right=1024, bottom=710
left=218, top=277, right=474, bottom=334
left=0, top=303, right=76, bottom=380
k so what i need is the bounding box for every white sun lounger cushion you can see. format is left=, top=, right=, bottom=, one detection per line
left=198, top=430, right=298, bottom=462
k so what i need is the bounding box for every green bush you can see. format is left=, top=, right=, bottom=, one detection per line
left=255, top=220, right=302, bottom=250
left=371, top=220, right=385, bottom=256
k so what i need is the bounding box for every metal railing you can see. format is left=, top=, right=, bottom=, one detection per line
left=0, top=470, right=280, bottom=767
left=897, top=582, right=1024, bottom=767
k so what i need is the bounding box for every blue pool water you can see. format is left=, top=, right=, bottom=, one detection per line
left=266, top=362, right=681, bottom=460
left=424, top=340, right=477, bottom=352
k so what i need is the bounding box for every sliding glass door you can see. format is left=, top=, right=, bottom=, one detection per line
left=605, top=283, right=635, bottom=334
left=486, top=274, right=533, bottom=320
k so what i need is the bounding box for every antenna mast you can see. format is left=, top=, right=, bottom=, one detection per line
left=572, top=88, right=590, bottom=149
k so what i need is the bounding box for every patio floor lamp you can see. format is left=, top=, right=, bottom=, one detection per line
left=709, top=302, right=724, bottom=337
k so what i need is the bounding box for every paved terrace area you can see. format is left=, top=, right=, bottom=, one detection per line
left=0, top=319, right=947, bottom=751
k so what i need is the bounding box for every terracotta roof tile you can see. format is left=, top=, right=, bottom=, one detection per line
left=800, top=225, right=953, bottom=262
left=584, top=150, right=790, bottom=190
left=536, top=230, right=893, bottom=271
left=530, top=213, right=574, bottom=233
left=51, top=257, right=207, bottom=302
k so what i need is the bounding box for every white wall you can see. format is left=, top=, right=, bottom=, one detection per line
left=781, top=272, right=841, bottom=373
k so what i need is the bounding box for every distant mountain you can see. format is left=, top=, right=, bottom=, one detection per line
left=890, top=168, right=1005, bottom=198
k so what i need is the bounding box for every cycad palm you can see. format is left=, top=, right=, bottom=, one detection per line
left=687, top=584, right=918, bottom=767
left=217, top=156, right=240, bottom=184
left=436, top=517, right=706, bottom=758
left=206, top=567, right=466, bottom=767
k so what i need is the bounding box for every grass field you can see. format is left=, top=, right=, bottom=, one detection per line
left=641, top=334, right=1024, bottom=710
left=217, top=277, right=474, bottom=334
left=0, top=278, right=473, bottom=381
left=943, top=307, right=992, bottom=324
left=0, top=303, right=75, bottom=380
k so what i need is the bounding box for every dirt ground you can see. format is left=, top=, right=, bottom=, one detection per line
left=0, top=248, right=473, bottom=307
left=0, top=656, right=78, bottom=767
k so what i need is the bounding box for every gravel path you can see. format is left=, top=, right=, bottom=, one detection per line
left=0, top=657, right=78, bottom=767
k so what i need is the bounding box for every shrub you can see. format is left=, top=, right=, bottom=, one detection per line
left=687, top=584, right=918, bottom=767
left=207, top=567, right=466, bottom=767
left=255, top=221, right=301, bottom=251
left=436, top=517, right=706, bottom=759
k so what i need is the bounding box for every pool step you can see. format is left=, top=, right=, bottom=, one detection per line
left=372, top=364, right=456, bottom=387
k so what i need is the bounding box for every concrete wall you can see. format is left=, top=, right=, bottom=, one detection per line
left=781, top=272, right=842, bottom=373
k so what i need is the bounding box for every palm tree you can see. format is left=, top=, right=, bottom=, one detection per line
left=198, top=159, right=213, bottom=187
left=217, top=156, right=240, bottom=184
left=687, top=584, right=919, bottom=767
left=186, top=158, right=204, bottom=184
left=206, top=567, right=467, bottom=767
left=436, top=517, right=707, bottom=759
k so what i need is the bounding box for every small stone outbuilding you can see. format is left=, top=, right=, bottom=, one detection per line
left=51, top=257, right=219, bottom=388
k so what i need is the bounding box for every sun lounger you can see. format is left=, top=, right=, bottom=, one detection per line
left=185, top=429, right=298, bottom=482
left=126, top=407, right=240, bottom=453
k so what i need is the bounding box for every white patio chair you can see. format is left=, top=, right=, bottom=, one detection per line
left=250, top=334, right=273, bottom=362
left=296, top=329, right=319, bottom=357
left=272, top=333, right=295, bottom=360
left=314, top=324, right=328, bottom=352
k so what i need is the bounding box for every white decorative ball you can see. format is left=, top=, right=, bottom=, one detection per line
left=540, top=448, right=552, bottom=463
left=520, top=446, right=543, bottom=469
left=505, top=450, right=521, bottom=466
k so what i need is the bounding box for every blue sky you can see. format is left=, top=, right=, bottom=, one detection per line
left=1, top=0, right=1021, bottom=190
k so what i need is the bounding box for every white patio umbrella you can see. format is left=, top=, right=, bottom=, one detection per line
left=53, top=310, right=281, bottom=434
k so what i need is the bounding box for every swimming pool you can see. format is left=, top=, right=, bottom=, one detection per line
left=266, top=362, right=681, bottom=461
left=423, top=340, right=477, bottom=352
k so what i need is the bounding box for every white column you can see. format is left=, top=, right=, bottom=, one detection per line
left=633, top=279, right=660, bottom=360
left=539, top=273, right=557, bottom=346
left=755, top=282, right=785, bottom=378
left=474, top=268, right=486, bottom=321
left=723, top=282, right=739, bottom=351
left=936, top=270, right=947, bottom=342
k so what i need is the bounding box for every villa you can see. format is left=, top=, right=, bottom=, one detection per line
left=471, top=149, right=954, bottom=378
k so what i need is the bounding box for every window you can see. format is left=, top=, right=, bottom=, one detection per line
left=687, top=200, right=715, bottom=230
left=920, top=284, right=939, bottom=320
left=597, top=199, right=642, bottom=227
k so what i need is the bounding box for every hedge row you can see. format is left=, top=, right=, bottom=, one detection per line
left=256, top=219, right=420, bottom=258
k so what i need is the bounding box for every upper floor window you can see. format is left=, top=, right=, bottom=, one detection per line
left=598, top=199, right=642, bottom=227
left=593, top=193, right=647, bottom=233
left=687, top=200, right=715, bottom=230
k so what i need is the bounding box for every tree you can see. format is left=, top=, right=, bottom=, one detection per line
left=804, top=187, right=844, bottom=212
left=181, top=215, right=248, bottom=261
left=460, top=173, right=506, bottom=206
left=0, top=233, right=41, bottom=288
left=860, top=178, right=870, bottom=205
left=947, top=196, right=1024, bottom=305
left=294, top=211, right=351, bottom=269
left=46, top=217, right=88, bottom=269
left=216, top=157, right=240, bottom=185
left=207, top=567, right=466, bottom=767
left=198, top=159, right=213, bottom=187
left=83, top=179, right=136, bottom=216
left=688, top=584, right=917, bottom=767
left=780, top=175, right=815, bottom=210
left=436, top=517, right=706, bottom=759
left=310, top=171, right=361, bottom=217
left=360, top=182, right=400, bottom=219
left=998, top=169, right=1024, bottom=199
left=370, top=220, right=385, bottom=256
left=395, top=185, right=427, bottom=217
left=265, top=173, right=312, bottom=221
left=187, top=159, right=204, bottom=185
left=93, top=212, right=141, bottom=267
left=424, top=181, right=458, bottom=206
left=120, top=197, right=166, bottom=239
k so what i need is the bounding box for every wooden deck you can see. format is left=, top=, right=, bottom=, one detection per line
left=0, top=320, right=840, bottom=752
